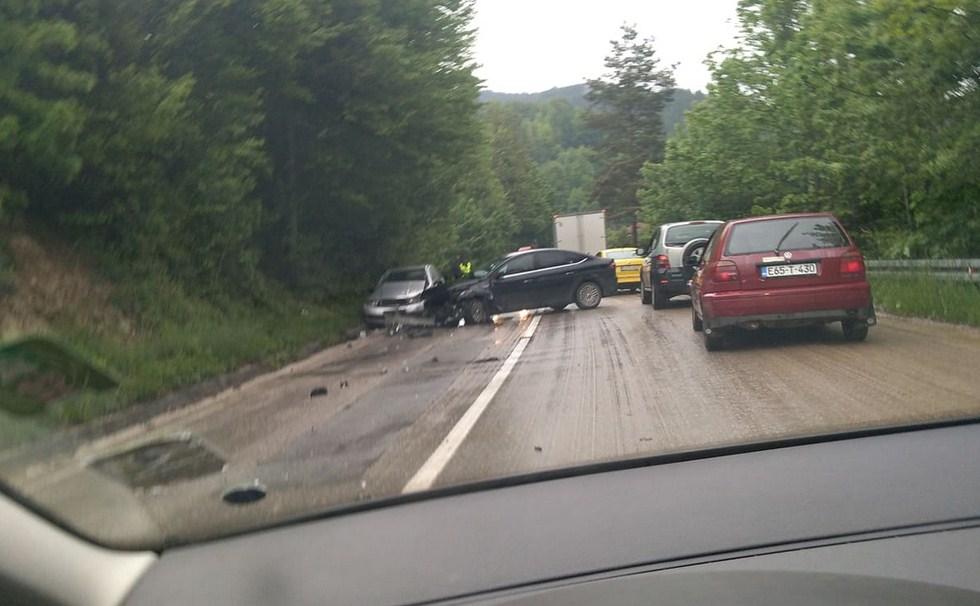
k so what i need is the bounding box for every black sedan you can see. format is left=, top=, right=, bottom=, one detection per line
left=452, top=249, right=617, bottom=324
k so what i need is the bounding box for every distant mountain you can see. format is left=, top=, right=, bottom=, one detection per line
left=479, top=84, right=591, bottom=108
left=479, top=84, right=706, bottom=134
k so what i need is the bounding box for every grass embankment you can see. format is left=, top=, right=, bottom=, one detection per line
left=0, top=277, right=359, bottom=449
left=870, top=274, right=980, bottom=327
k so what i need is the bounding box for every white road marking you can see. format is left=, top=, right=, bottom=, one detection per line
left=402, top=314, right=542, bottom=493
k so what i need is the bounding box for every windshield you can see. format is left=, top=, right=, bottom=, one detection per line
left=726, top=217, right=849, bottom=255
left=384, top=269, right=427, bottom=283
left=665, top=224, right=721, bottom=246
left=2, top=0, right=978, bottom=552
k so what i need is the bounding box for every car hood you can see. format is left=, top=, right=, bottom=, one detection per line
left=371, top=281, right=426, bottom=300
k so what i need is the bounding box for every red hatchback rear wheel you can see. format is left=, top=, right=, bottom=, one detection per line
left=842, top=320, right=869, bottom=342
left=703, top=329, right=724, bottom=351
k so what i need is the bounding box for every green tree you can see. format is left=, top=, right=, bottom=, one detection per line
left=539, top=147, right=598, bottom=214
left=586, top=25, right=675, bottom=217
left=0, top=0, right=94, bottom=220
left=485, top=104, right=553, bottom=247
left=641, top=0, right=979, bottom=258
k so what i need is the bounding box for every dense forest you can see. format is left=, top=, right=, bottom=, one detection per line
left=641, top=0, right=979, bottom=258
left=3, top=0, right=977, bottom=309
left=1, top=0, right=511, bottom=300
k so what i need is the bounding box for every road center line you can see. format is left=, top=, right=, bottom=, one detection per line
left=402, top=314, right=542, bottom=493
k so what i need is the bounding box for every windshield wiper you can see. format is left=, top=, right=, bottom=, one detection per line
left=774, top=221, right=800, bottom=253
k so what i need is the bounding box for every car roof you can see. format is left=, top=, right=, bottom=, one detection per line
left=601, top=247, right=638, bottom=252
left=505, top=248, right=563, bottom=257
left=727, top=212, right=837, bottom=226
left=659, top=220, right=724, bottom=229
left=387, top=264, right=430, bottom=271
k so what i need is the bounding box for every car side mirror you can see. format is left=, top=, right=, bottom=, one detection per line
left=636, top=248, right=646, bottom=257
left=473, top=269, right=488, bottom=279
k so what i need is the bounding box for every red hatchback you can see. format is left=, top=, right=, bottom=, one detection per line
left=690, top=213, right=875, bottom=350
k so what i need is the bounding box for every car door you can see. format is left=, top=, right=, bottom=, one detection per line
left=641, top=228, right=661, bottom=290
left=524, top=250, right=584, bottom=306
left=691, top=228, right=721, bottom=317
left=491, top=253, right=538, bottom=312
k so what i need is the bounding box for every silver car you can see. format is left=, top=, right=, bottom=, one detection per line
left=363, top=265, right=445, bottom=326
left=640, top=220, right=723, bottom=308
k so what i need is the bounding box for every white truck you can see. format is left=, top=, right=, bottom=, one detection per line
left=553, top=210, right=607, bottom=255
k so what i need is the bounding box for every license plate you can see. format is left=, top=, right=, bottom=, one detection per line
left=761, top=262, right=817, bottom=278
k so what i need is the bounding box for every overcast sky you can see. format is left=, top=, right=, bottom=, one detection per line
left=472, top=0, right=740, bottom=93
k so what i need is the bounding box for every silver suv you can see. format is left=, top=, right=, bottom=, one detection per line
left=640, top=221, right=723, bottom=309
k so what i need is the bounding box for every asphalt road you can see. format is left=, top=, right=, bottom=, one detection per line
left=4, top=294, right=980, bottom=548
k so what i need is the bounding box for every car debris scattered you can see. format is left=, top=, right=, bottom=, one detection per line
left=310, top=387, right=328, bottom=398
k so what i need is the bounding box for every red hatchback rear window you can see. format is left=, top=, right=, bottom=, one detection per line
left=726, top=217, right=848, bottom=255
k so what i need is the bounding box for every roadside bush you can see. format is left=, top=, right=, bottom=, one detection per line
left=871, top=274, right=980, bottom=328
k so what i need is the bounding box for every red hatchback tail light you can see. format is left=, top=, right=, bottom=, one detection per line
left=713, top=260, right=739, bottom=283
left=655, top=254, right=670, bottom=269
left=840, top=255, right=865, bottom=279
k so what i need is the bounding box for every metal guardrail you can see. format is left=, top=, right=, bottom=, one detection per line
left=866, top=259, right=980, bottom=282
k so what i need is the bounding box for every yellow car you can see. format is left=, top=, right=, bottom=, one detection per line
left=596, top=248, right=644, bottom=290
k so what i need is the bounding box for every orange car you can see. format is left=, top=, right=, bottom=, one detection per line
left=596, top=248, right=643, bottom=290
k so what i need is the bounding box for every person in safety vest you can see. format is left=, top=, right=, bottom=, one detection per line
left=452, top=254, right=473, bottom=281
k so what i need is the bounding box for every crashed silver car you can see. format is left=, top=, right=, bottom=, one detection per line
left=362, top=265, right=445, bottom=326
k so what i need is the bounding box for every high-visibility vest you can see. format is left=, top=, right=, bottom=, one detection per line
left=459, top=261, right=472, bottom=276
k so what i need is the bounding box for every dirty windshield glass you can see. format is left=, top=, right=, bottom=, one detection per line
left=1, top=0, right=979, bottom=550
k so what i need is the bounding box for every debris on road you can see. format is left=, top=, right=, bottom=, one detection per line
left=534, top=446, right=543, bottom=453
left=340, top=380, right=350, bottom=389
left=430, top=356, right=439, bottom=363
left=310, top=387, right=328, bottom=398
left=473, top=356, right=500, bottom=364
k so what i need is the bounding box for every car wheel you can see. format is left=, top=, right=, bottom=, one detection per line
left=842, top=320, right=869, bottom=342
left=652, top=286, right=668, bottom=309
left=463, top=299, right=488, bottom=324
left=691, top=305, right=703, bottom=332
left=574, top=281, right=602, bottom=310
left=703, top=329, right=724, bottom=351
left=551, top=304, right=568, bottom=312
left=641, top=286, right=651, bottom=304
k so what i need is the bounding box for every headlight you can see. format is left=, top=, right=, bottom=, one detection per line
left=407, top=295, right=423, bottom=304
